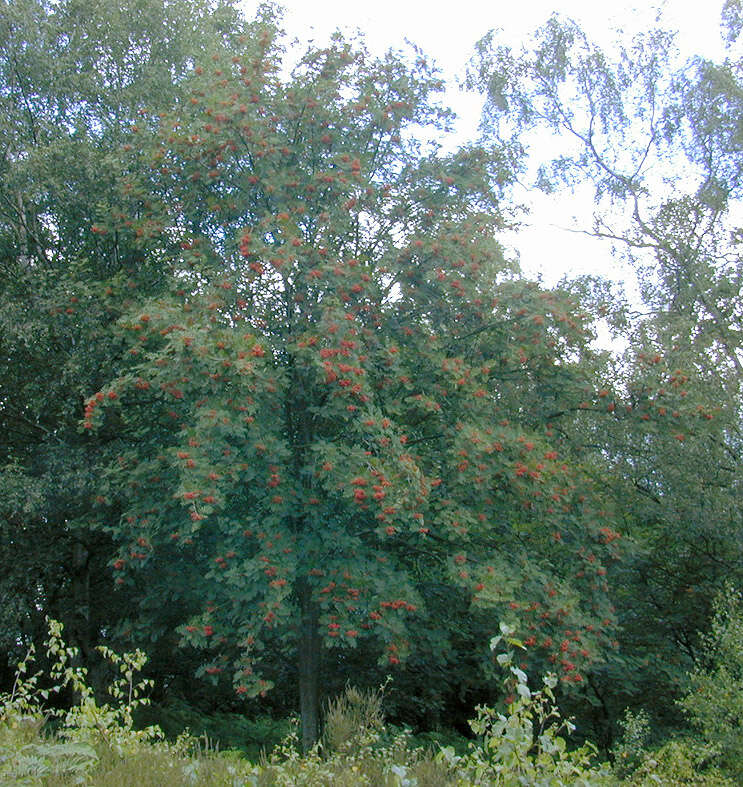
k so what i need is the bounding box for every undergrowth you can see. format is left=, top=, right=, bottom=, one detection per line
left=1, top=617, right=737, bottom=785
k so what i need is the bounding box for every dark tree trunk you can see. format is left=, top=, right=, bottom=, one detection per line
left=70, top=538, right=91, bottom=662
left=65, top=537, right=91, bottom=704
left=298, top=590, right=321, bottom=752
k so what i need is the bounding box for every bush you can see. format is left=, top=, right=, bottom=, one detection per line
left=611, top=709, right=652, bottom=778
left=139, top=699, right=291, bottom=759
left=679, top=584, right=743, bottom=780
left=0, top=621, right=266, bottom=785
left=626, top=739, right=735, bottom=786
left=435, top=623, right=615, bottom=786
left=0, top=618, right=159, bottom=783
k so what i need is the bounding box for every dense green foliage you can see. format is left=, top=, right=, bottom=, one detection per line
left=468, top=5, right=743, bottom=750
left=0, top=0, right=251, bottom=690
left=2, top=0, right=743, bottom=780
left=79, top=9, right=623, bottom=749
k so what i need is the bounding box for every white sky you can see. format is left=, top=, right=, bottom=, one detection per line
left=242, top=0, right=729, bottom=296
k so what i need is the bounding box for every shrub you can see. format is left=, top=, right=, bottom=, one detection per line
left=626, top=739, right=735, bottom=786
left=611, top=709, right=652, bottom=778
left=678, top=584, right=743, bottom=780
left=0, top=618, right=160, bottom=783
left=435, top=622, right=615, bottom=786
left=140, top=699, right=291, bottom=759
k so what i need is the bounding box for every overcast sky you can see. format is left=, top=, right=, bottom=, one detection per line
left=242, top=1, right=729, bottom=293
left=265, top=0, right=727, bottom=69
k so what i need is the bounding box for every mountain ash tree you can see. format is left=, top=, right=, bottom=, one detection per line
left=84, top=22, right=621, bottom=748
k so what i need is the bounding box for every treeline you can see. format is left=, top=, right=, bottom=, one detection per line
left=1, top=0, right=742, bottom=775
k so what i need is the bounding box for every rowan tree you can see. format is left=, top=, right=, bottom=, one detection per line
left=85, top=22, right=621, bottom=748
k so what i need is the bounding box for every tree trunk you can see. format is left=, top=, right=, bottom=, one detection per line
left=71, top=538, right=91, bottom=662
left=67, top=537, right=91, bottom=704
left=297, top=591, right=321, bottom=752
